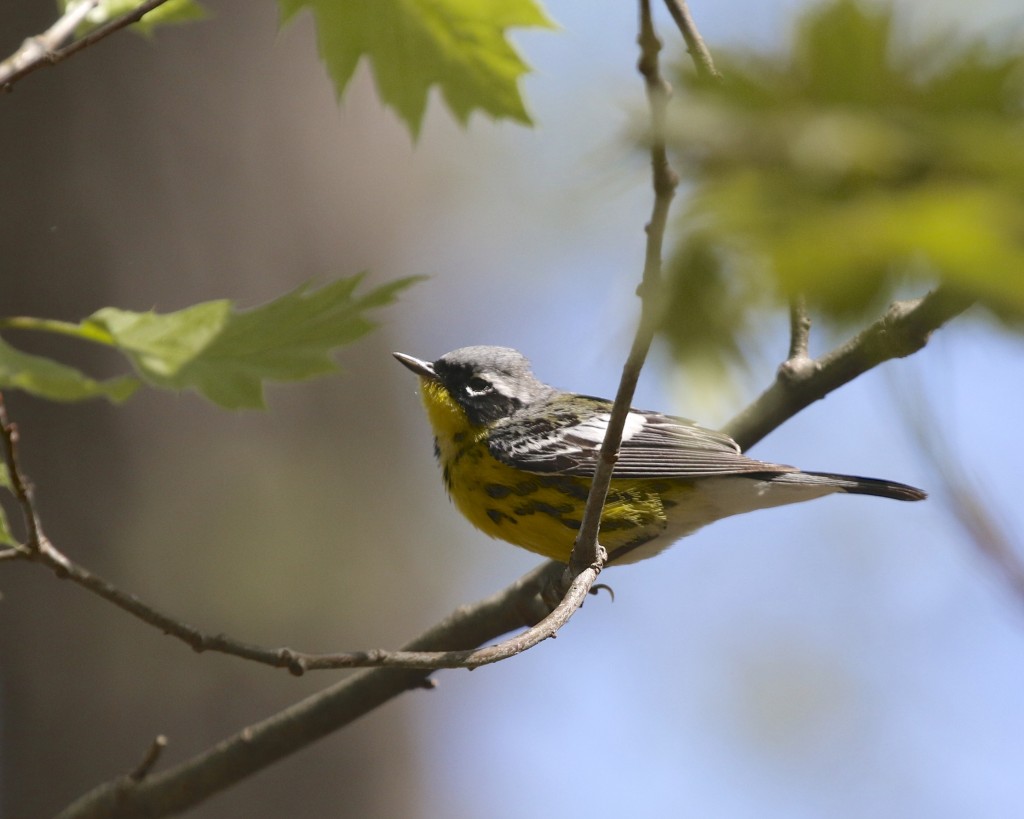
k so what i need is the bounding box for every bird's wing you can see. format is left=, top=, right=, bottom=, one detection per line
left=488, top=396, right=796, bottom=479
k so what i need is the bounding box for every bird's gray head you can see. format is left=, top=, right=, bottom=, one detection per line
left=394, top=345, right=552, bottom=426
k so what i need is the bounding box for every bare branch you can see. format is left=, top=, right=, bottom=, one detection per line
left=723, top=287, right=973, bottom=451
left=1, top=0, right=176, bottom=91
left=571, top=0, right=680, bottom=574
left=661, top=0, right=722, bottom=81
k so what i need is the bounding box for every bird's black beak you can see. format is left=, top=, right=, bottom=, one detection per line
left=393, top=352, right=437, bottom=380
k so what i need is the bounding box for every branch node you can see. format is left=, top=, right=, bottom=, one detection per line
left=278, top=648, right=307, bottom=676
left=777, top=355, right=817, bottom=385
left=878, top=297, right=936, bottom=358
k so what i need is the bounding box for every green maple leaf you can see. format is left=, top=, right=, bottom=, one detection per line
left=277, top=0, right=555, bottom=137
left=0, top=275, right=417, bottom=409
left=0, top=337, right=139, bottom=403
left=82, top=274, right=421, bottom=409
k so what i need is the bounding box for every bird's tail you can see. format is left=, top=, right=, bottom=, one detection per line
left=771, top=470, right=927, bottom=502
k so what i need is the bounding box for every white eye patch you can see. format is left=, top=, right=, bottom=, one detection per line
left=465, top=379, right=492, bottom=397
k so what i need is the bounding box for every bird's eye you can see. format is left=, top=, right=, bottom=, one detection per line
left=465, top=376, right=492, bottom=396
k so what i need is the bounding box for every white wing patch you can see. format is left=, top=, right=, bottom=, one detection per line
left=569, top=412, right=647, bottom=444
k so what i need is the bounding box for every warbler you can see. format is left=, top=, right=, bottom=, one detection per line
left=395, top=346, right=925, bottom=565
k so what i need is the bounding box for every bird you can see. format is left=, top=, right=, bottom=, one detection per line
left=394, top=345, right=925, bottom=565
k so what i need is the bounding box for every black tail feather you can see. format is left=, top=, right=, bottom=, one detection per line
left=772, top=470, right=927, bottom=501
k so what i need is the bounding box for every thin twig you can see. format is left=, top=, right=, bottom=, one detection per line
left=1, top=0, right=176, bottom=91
left=570, top=0, right=680, bottom=575
left=303, top=561, right=599, bottom=671
left=56, top=558, right=570, bottom=819
left=723, top=287, right=973, bottom=451
left=787, top=294, right=812, bottom=362
left=777, top=294, right=816, bottom=384
left=662, top=0, right=722, bottom=81
left=0, top=395, right=47, bottom=554
left=0, top=404, right=590, bottom=672
left=129, top=736, right=168, bottom=782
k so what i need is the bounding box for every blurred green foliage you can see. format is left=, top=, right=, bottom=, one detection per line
left=277, top=0, right=555, bottom=137
left=660, top=0, right=1024, bottom=371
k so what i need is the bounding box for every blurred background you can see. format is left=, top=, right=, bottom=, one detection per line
left=2, top=0, right=1023, bottom=817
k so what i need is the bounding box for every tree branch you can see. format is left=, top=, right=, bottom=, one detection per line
left=56, top=558, right=569, bottom=819
left=0, top=0, right=176, bottom=91
left=723, top=286, right=974, bottom=451
left=661, top=0, right=721, bottom=81
left=571, top=0, right=679, bottom=574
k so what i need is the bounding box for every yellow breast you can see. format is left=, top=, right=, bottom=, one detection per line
left=418, top=379, right=691, bottom=563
